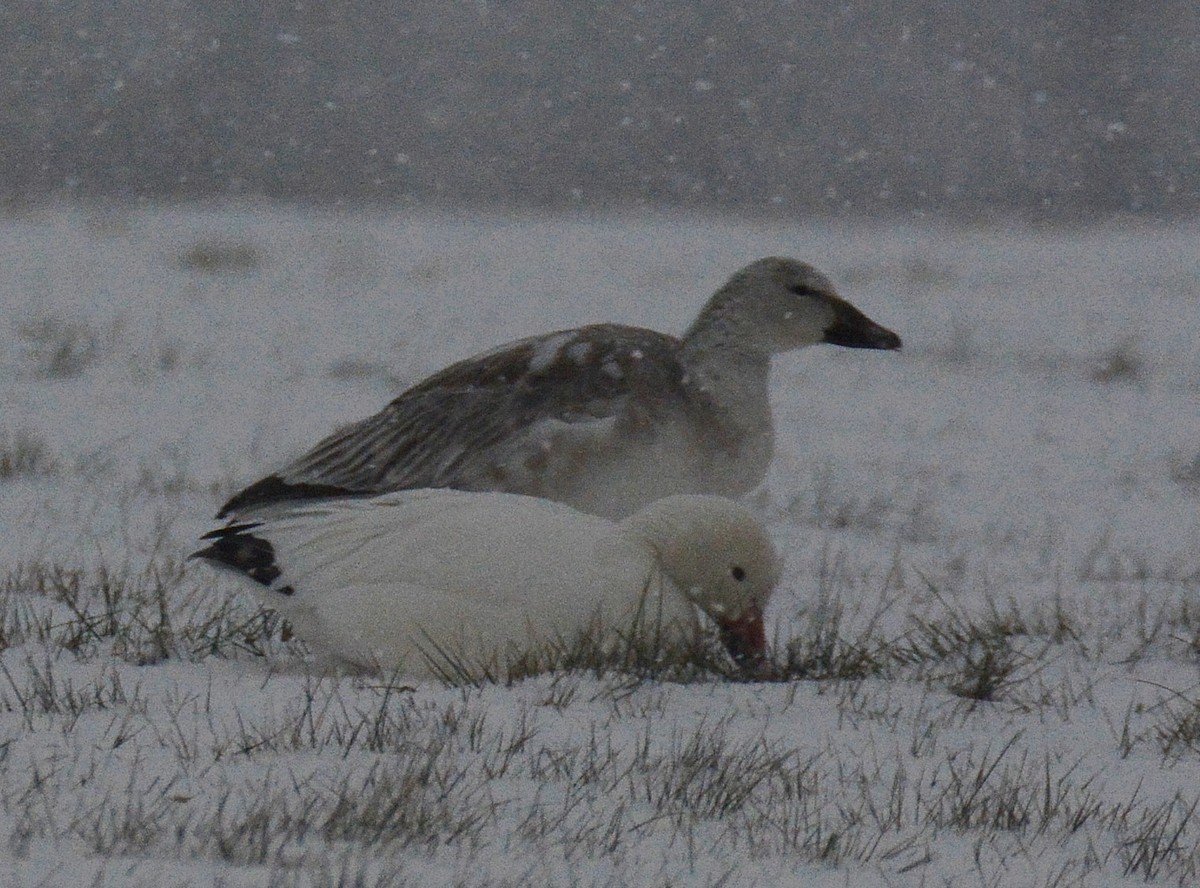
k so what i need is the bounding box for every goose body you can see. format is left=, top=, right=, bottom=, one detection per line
left=193, top=491, right=780, bottom=679
left=219, top=257, right=900, bottom=520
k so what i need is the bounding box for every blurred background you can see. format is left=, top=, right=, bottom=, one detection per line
left=4, top=1, right=1197, bottom=220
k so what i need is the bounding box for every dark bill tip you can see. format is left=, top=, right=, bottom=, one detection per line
left=823, top=300, right=902, bottom=351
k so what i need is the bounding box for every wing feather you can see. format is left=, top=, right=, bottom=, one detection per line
left=220, top=324, right=689, bottom=516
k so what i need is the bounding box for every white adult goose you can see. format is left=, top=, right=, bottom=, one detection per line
left=219, top=257, right=900, bottom=521
left=193, top=491, right=781, bottom=679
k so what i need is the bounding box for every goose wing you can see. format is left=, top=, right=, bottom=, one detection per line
left=200, top=489, right=627, bottom=603
left=219, top=324, right=690, bottom=517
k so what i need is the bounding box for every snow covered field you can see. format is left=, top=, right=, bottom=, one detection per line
left=1, top=204, right=1198, bottom=886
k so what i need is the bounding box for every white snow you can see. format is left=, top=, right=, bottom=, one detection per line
left=0, top=204, right=1198, bottom=886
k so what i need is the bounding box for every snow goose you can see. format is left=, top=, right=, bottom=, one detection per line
left=219, top=257, right=900, bottom=520
left=193, top=490, right=781, bottom=679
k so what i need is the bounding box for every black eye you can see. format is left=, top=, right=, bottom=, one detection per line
left=731, top=566, right=746, bottom=582
left=788, top=284, right=814, bottom=296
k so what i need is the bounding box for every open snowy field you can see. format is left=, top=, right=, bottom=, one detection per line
left=1, top=204, right=1198, bottom=886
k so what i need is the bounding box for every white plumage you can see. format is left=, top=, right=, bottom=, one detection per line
left=219, top=257, right=900, bottom=520
left=194, top=490, right=781, bottom=679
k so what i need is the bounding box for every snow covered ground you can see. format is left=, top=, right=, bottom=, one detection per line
left=1, top=204, right=1198, bottom=886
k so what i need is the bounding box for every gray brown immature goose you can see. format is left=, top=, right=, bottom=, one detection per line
left=219, top=257, right=901, bottom=520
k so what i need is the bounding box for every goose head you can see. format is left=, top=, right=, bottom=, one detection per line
left=686, top=257, right=902, bottom=356
left=622, top=495, right=781, bottom=667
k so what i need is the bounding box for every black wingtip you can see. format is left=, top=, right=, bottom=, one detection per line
left=218, top=474, right=358, bottom=518
left=191, top=523, right=285, bottom=589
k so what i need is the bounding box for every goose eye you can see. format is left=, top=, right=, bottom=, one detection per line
left=731, top=566, right=746, bottom=582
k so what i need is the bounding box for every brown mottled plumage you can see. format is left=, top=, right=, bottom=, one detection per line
left=219, top=257, right=900, bottom=520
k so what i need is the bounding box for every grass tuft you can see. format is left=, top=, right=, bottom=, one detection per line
left=1, top=560, right=286, bottom=664
left=419, top=612, right=745, bottom=689
left=178, top=239, right=263, bottom=273
left=0, top=429, right=56, bottom=479
left=775, top=600, right=889, bottom=682
left=1090, top=337, right=1145, bottom=384
left=19, top=317, right=101, bottom=378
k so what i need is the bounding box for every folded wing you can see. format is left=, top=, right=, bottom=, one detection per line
left=220, top=325, right=687, bottom=517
